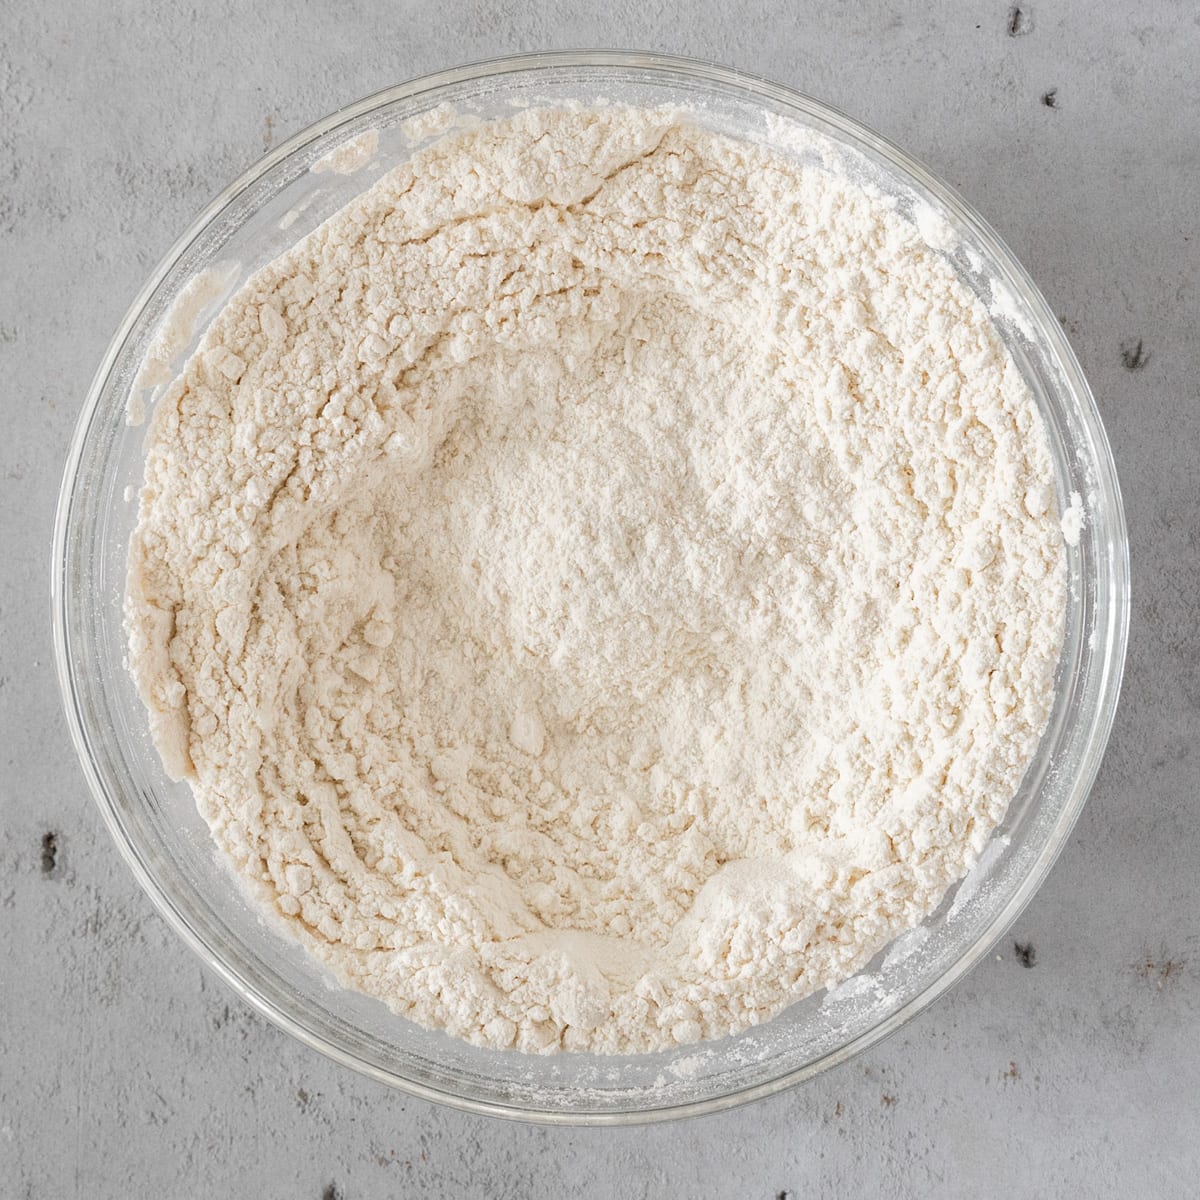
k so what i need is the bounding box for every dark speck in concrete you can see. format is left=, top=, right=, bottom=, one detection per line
left=40, top=832, right=58, bottom=875
left=1014, top=940, right=1037, bottom=968
left=211, top=1003, right=239, bottom=1031
left=777, top=1192, right=790, bottom=1200
left=322, top=1185, right=342, bottom=1200
left=1121, top=338, right=1149, bottom=369
left=1008, top=6, right=1033, bottom=35
left=1003, top=1060, right=1021, bottom=1081
left=881, top=1092, right=898, bottom=1106
left=1042, top=88, right=1058, bottom=107
left=1136, top=946, right=1186, bottom=988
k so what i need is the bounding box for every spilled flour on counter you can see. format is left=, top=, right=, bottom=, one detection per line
left=127, top=107, right=1067, bottom=1054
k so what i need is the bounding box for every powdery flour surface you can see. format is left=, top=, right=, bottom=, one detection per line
left=127, top=108, right=1067, bottom=1054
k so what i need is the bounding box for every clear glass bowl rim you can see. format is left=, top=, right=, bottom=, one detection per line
left=52, top=49, right=1130, bottom=1124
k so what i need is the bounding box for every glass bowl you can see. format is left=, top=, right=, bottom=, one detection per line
left=52, top=51, right=1129, bottom=1123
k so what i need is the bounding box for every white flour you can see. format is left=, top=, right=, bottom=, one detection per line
left=127, top=107, right=1067, bottom=1054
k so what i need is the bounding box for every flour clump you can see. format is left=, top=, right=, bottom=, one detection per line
left=127, top=107, right=1067, bottom=1054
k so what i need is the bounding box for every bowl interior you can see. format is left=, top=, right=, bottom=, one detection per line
left=54, top=52, right=1128, bottom=1123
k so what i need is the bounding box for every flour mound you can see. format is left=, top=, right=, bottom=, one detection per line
left=127, top=108, right=1066, bottom=1054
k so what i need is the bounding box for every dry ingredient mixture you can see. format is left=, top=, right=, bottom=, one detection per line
left=127, top=107, right=1068, bottom=1054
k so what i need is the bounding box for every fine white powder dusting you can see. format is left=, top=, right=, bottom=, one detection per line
left=126, top=107, right=1067, bottom=1054
left=1061, top=490, right=1085, bottom=547
left=127, top=262, right=239, bottom=424
left=310, top=128, right=379, bottom=175
left=401, top=102, right=481, bottom=147
left=913, top=201, right=958, bottom=253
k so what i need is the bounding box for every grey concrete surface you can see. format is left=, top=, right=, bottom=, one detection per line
left=2, top=1, right=1198, bottom=1195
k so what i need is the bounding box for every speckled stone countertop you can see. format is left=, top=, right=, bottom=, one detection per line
left=2, top=2, right=1197, bottom=1195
